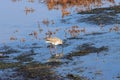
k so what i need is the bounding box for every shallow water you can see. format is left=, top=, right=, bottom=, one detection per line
left=0, top=0, right=120, bottom=44
left=0, top=0, right=120, bottom=80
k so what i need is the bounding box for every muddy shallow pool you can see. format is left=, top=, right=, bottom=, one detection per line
left=0, top=0, right=120, bottom=80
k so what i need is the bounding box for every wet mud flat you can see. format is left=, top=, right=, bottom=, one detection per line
left=0, top=38, right=109, bottom=80
left=77, top=5, right=120, bottom=25
left=0, top=3, right=120, bottom=80
left=0, top=47, right=62, bottom=80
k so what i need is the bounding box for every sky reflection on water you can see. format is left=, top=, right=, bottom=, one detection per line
left=0, top=0, right=120, bottom=44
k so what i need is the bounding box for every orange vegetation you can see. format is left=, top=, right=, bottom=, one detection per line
left=45, top=0, right=115, bottom=18
left=46, top=0, right=115, bottom=10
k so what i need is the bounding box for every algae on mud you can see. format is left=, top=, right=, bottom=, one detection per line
left=77, top=5, right=120, bottom=25
left=65, top=43, right=108, bottom=59
left=0, top=62, right=21, bottom=69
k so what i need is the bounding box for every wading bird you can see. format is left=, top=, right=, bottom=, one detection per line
left=45, top=37, right=63, bottom=56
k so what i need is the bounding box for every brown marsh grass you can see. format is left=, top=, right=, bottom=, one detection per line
left=46, top=0, right=115, bottom=11
left=24, top=7, right=35, bottom=15
left=67, top=26, right=86, bottom=38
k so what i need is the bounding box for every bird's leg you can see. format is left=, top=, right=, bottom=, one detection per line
left=61, top=45, right=63, bottom=53
left=49, top=44, right=53, bottom=56
left=54, top=45, right=58, bottom=55
left=61, top=44, right=64, bottom=56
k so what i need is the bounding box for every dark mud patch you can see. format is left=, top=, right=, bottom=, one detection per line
left=78, top=13, right=118, bottom=25
left=0, top=50, right=64, bottom=80
left=116, top=75, right=120, bottom=79
left=67, top=37, right=83, bottom=40
left=78, top=6, right=120, bottom=14
left=45, top=61, right=63, bottom=67
left=0, top=53, right=34, bottom=70
left=0, top=62, right=21, bottom=69
left=30, top=46, right=42, bottom=49
left=0, top=47, right=20, bottom=61
left=0, top=50, right=63, bottom=80
left=16, top=62, right=63, bottom=80
left=66, top=74, right=88, bottom=80
left=62, top=37, right=84, bottom=48
left=65, top=43, right=108, bottom=59
left=14, top=52, right=35, bottom=62
left=85, top=32, right=107, bottom=36
left=77, top=5, right=120, bottom=25
left=0, top=48, right=20, bottom=54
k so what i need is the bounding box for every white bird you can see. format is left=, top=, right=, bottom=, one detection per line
left=45, top=37, right=63, bottom=56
